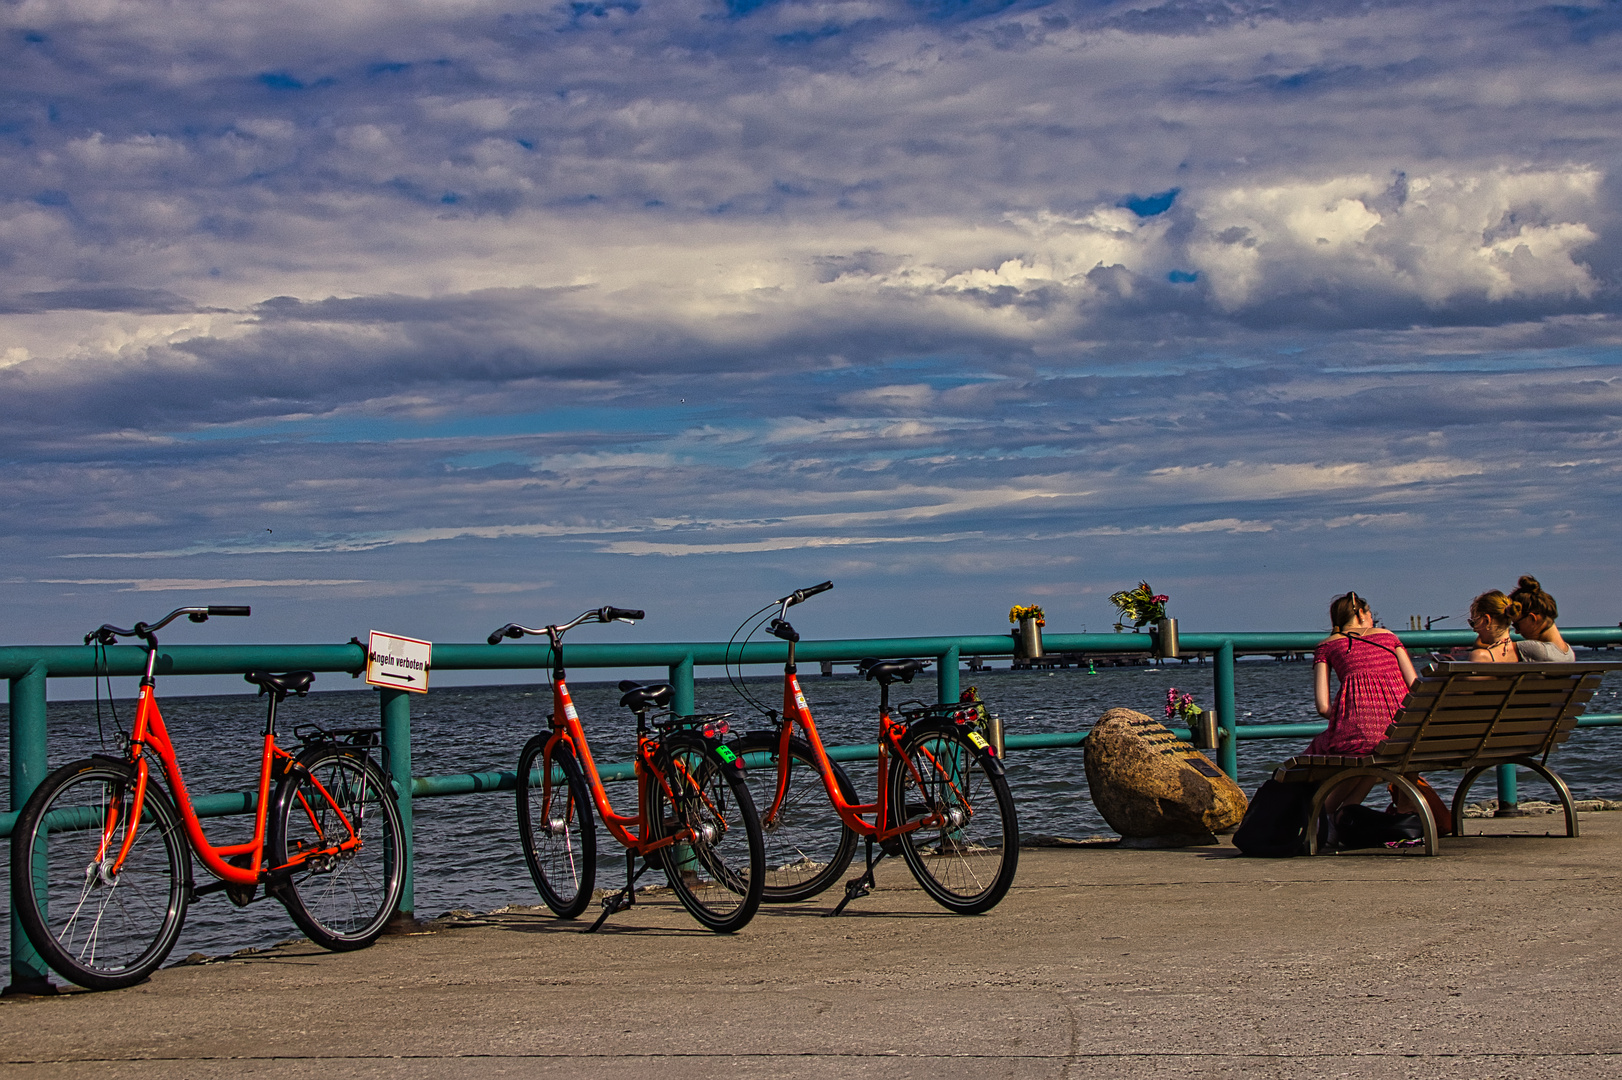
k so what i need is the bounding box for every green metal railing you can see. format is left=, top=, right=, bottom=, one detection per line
left=6, top=625, right=1622, bottom=990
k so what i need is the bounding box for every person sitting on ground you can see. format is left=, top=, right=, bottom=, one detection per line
left=1307, top=592, right=1419, bottom=820
left=1508, top=575, right=1575, bottom=662
left=1465, top=590, right=1522, bottom=663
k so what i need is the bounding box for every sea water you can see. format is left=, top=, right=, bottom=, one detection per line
left=5, top=658, right=1621, bottom=971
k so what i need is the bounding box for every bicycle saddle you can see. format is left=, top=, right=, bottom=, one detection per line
left=858, top=657, right=930, bottom=686
left=245, top=670, right=315, bottom=698
left=618, top=681, right=674, bottom=713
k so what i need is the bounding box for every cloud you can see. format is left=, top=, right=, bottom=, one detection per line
left=40, top=578, right=365, bottom=591
left=4, top=0, right=1622, bottom=643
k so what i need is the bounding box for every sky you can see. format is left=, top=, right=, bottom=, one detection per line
left=3, top=0, right=1622, bottom=681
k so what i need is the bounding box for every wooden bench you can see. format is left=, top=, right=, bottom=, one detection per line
left=1274, top=661, right=1621, bottom=855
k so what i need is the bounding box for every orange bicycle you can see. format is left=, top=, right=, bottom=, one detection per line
left=491, top=606, right=765, bottom=933
left=10, top=606, right=405, bottom=990
left=726, top=583, right=1019, bottom=915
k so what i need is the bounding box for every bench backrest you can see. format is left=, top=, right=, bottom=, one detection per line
left=1371, top=662, right=1617, bottom=770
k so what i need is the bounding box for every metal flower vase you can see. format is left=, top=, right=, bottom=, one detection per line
left=1017, top=616, right=1044, bottom=660
left=1151, top=617, right=1179, bottom=659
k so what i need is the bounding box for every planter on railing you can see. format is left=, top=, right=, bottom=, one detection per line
left=1151, top=617, right=1179, bottom=659
left=1016, top=616, right=1045, bottom=659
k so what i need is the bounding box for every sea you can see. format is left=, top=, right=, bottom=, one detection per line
left=5, top=657, right=1621, bottom=973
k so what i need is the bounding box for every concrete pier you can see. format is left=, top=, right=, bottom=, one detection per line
left=4, top=812, right=1621, bottom=1078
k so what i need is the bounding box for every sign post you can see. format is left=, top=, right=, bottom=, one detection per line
left=366, top=631, right=433, bottom=694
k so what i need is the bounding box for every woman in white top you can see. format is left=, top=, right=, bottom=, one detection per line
left=1508, top=575, right=1576, bottom=662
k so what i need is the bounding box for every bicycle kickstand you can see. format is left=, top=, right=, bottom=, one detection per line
left=585, top=850, right=647, bottom=934
left=825, top=837, right=883, bottom=918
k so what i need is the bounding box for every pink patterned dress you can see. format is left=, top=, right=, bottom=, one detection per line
left=1306, top=632, right=1411, bottom=755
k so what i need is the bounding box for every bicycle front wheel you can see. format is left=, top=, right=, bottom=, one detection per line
left=732, top=732, right=858, bottom=903
left=269, top=745, right=405, bottom=951
left=651, top=734, right=765, bottom=932
left=887, top=724, right=1019, bottom=914
left=516, top=733, right=596, bottom=918
left=10, top=758, right=191, bottom=990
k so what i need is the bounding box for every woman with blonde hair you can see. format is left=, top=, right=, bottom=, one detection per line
left=1466, top=591, right=1522, bottom=663
left=1508, top=575, right=1575, bottom=662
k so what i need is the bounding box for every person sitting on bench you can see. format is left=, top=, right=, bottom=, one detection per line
left=1509, top=575, right=1575, bottom=663
left=1309, top=592, right=1419, bottom=826
left=1464, top=590, right=1522, bottom=663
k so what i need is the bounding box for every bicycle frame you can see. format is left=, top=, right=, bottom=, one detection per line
left=759, top=632, right=935, bottom=844
left=106, top=644, right=362, bottom=888
left=534, top=671, right=681, bottom=862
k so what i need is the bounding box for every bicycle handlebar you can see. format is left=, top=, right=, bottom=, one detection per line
left=486, top=605, right=644, bottom=645
left=83, top=605, right=251, bottom=645
left=776, top=581, right=832, bottom=608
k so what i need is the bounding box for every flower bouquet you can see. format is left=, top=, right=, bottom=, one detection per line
left=1165, top=687, right=1205, bottom=726
left=1108, top=582, right=1167, bottom=631
left=1008, top=604, right=1046, bottom=627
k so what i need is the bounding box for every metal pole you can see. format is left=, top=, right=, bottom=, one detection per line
left=379, top=687, right=414, bottom=922
left=668, top=654, right=695, bottom=716
left=6, top=661, right=54, bottom=995
left=1215, top=639, right=1238, bottom=779
left=938, top=644, right=960, bottom=704
left=1494, top=762, right=1523, bottom=816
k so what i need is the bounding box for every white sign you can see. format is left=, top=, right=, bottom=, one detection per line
left=366, top=631, right=432, bottom=694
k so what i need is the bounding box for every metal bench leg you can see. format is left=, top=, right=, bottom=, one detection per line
left=1309, top=767, right=1438, bottom=856
left=1387, top=773, right=1438, bottom=855
left=1515, top=759, right=1579, bottom=838
left=1451, top=767, right=1491, bottom=838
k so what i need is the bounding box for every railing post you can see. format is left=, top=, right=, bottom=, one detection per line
left=379, top=687, right=414, bottom=922
left=7, top=661, right=54, bottom=995
left=938, top=644, right=960, bottom=704
left=1494, top=763, right=1522, bottom=816
left=1214, top=639, right=1238, bottom=779
left=669, top=654, right=695, bottom=716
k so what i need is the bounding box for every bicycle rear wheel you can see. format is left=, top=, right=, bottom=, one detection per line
left=651, top=734, right=765, bottom=932
left=887, top=724, right=1019, bottom=914
left=10, top=758, right=191, bottom=990
left=516, top=733, right=596, bottom=918
left=732, top=732, right=857, bottom=902
left=270, top=745, right=405, bottom=950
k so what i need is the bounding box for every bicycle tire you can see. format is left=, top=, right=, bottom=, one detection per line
left=887, top=723, right=1019, bottom=914
left=731, top=732, right=858, bottom=903
left=650, top=733, right=765, bottom=932
left=269, top=745, right=405, bottom=951
left=10, top=758, right=191, bottom=990
left=515, top=733, right=597, bottom=918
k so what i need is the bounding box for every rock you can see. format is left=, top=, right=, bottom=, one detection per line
left=1083, top=707, right=1249, bottom=845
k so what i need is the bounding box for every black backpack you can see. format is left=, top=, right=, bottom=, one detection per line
left=1232, top=779, right=1314, bottom=857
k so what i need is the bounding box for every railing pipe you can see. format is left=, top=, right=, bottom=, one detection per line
left=6, top=661, right=51, bottom=995
left=668, top=654, right=695, bottom=716
left=1214, top=640, right=1238, bottom=777
left=379, top=687, right=414, bottom=919
left=938, top=644, right=960, bottom=705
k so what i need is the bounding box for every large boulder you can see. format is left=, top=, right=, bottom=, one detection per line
left=1083, top=707, right=1249, bottom=847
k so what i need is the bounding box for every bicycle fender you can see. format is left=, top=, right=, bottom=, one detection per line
left=916, top=720, right=1008, bottom=777
left=709, top=737, right=746, bottom=779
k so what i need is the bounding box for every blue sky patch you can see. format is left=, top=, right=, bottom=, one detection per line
left=1121, top=188, right=1180, bottom=217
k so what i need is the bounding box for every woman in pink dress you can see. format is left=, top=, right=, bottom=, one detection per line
left=1309, top=592, right=1418, bottom=818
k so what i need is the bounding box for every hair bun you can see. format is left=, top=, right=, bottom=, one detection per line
left=1517, top=574, right=1541, bottom=592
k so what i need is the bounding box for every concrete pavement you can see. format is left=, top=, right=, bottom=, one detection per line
left=4, top=811, right=1620, bottom=1079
